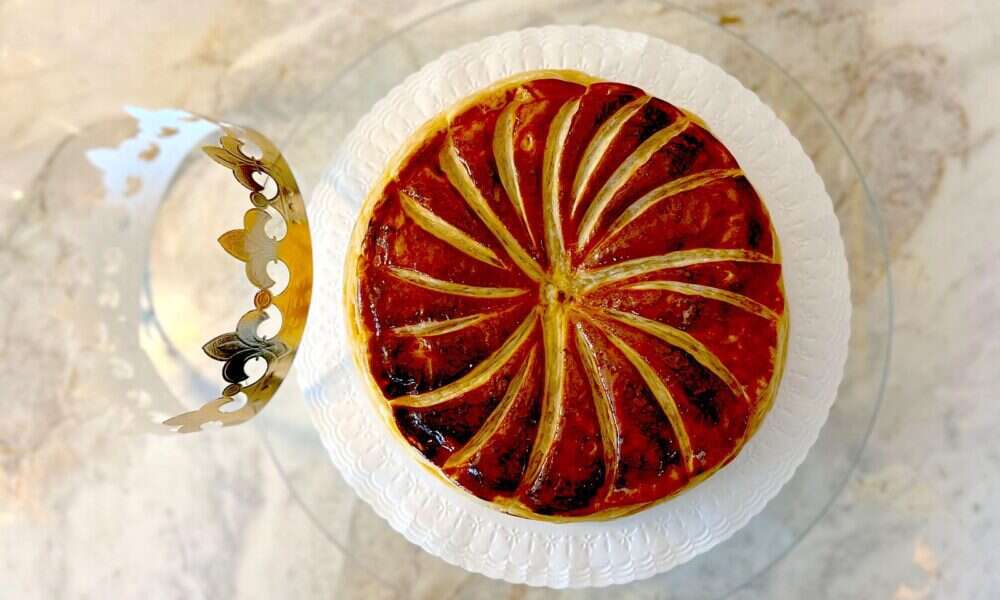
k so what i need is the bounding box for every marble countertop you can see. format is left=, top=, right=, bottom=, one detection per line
left=1, top=0, right=997, bottom=598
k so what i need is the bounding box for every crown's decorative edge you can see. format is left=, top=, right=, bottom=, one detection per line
left=162, top=125, right=313, bottom=433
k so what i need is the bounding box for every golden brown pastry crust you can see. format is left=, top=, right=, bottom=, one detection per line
left=345, top=70, right=787, bottom=521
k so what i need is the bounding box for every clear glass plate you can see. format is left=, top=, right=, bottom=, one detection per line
left=255, top=0, right=891, bottom=597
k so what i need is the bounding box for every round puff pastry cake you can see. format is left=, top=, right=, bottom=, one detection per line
left=345, top=70, right=787, bottom=520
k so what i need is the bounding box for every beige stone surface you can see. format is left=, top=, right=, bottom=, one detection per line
left=1, top=0, right=998, bottom=597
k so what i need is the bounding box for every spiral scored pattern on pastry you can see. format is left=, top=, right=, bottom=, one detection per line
left=346, top=70, right=787, bottom=520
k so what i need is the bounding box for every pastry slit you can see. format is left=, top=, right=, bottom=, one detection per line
left=390, top=310, right=538, bottom=408
left=391, top=312, right=495, bottom=337
left=623, top=280, right=779, bottom=321
left=576, top=116, right=690, bottom=247
left=443, top=348, right=537, bottom=469
left=589, top=168, right=744, bottom=255
left=542, top=98, right=580, bottom=277
left=386, top=266, right=526, bottom=299
left=399, top=190, right=505, bottom=269
left=573, top=321, right=621, bottom=493
left=493, top=100, right=536, bottom=247
left=521, top=301, right=568, bottom=488
left=600, top=308, right=750, bottom=405
left=441, top=140, right=545, bottom=282
left=577, top=248, right=773, bottom=293
left=571, top=95, right=651, bottom=216
left=599, top=325, right=695, bottom=474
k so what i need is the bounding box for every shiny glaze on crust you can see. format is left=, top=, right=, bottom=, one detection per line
left=351, top=71, right=786, bottom=519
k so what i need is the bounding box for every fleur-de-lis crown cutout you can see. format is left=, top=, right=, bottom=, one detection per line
left=164, top=126, right=312, bottom=433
